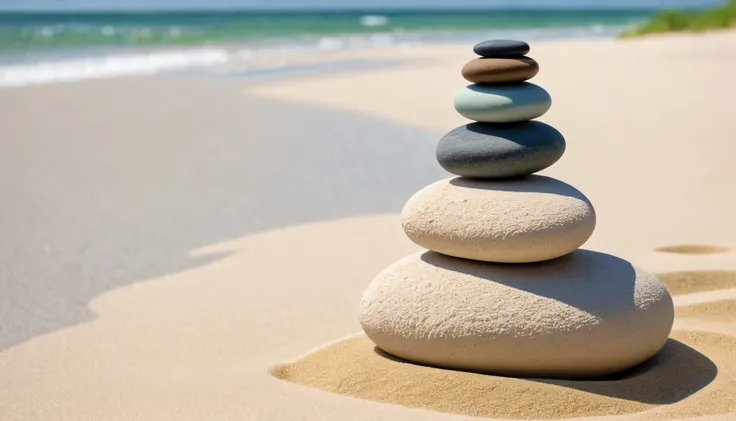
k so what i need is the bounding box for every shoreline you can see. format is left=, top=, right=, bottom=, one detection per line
left=0, top=24, right=636, bottom=88
left=6, top=25, right=727, bottom=89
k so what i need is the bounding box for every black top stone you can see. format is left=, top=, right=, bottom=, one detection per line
left=473, top=40, right=530, bottom=58
left=436, top=121, right=565, bottom=179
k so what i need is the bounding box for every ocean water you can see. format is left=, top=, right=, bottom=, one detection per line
left=0, top=10, right=655, bottom=87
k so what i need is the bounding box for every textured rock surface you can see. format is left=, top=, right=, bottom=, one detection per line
left=359, top=250, right=675, bottom=378
left=436, top=121, right=565, bottom=178
left=453, top=83, right=551, bottom=123
left=462, top=57, right=539, bottom=84
left=401, top=176, right=596, bottom=263
left=473, top=39, right=530, bottom=58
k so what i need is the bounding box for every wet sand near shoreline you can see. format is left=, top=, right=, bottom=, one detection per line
left=0, top=77, right=445, bottom=350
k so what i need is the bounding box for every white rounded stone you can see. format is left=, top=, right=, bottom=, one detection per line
left=359, top=250, right=675, bottom=378
left=401, top=176, right=596, bottom=263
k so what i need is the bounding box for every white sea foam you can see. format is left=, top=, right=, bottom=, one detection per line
left=359, top=15, right=389, bottom=27
left=101, top=26, right=116, bottom=37
left=318, top=36, right=345, bottom=50
left=0, top=48, right=232, bottom=88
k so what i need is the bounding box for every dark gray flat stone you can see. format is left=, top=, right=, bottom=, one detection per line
left=436, top=121, right=565, bottom=178
left=473, top=40, right=530, bottom=58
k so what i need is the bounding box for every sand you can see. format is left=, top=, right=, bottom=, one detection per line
left=273, top=331, right=734, bottom=420
left=658, top=271, right=736, bottom=295
left=2, top=31, right=736, bottom=421
left=677, top=300, right=736, bottom=323
left=655, top=245, right=731, bottom=255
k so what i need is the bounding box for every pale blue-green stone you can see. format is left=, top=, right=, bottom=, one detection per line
left=453, top=83, right=552, bottom=123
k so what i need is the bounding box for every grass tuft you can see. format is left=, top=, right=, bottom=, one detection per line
left=620, top=0, right=736, bottom=37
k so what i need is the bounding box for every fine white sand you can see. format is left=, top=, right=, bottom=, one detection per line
left=2, top=31, right=736, bottom=420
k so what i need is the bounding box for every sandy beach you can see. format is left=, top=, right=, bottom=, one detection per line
left=2, top=30, right=736, bottom=420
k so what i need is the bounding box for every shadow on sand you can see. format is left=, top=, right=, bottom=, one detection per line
left=374, top=337, right=716, bottom=405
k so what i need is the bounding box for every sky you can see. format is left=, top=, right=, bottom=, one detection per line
left=0, top=0, right=723, bottom=11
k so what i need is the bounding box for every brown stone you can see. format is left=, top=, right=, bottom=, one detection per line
left=461, top=57, right=539, bottom=84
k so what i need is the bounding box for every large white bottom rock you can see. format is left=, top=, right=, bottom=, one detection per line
left=359, top=250, right=674, bottom=378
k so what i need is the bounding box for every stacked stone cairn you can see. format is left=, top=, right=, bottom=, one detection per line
left=359, top=40, right=675, bottom=379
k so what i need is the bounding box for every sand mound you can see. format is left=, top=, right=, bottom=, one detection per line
left=657, top=271, right=736, bottom=295
left=655, top=245, right=730, bottom=255
left=677, top=300, right=736, bottom=323
left=272, top=330, right=736, bottom=420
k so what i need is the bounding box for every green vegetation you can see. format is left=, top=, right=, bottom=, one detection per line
left=620, top=0, right=736, bottom=37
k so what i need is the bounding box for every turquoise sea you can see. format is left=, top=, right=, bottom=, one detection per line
left=0, top=10, right=658, bottom=50
left=0, top=9, right=659, bottom=87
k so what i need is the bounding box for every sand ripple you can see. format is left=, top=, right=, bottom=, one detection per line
left=655, top=245, right=730, bottom=255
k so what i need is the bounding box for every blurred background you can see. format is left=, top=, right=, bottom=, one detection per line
left=0, top=0, right=729, bottom=87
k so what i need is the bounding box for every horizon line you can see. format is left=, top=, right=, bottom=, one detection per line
left=0, top=5, right=708, bottom=13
